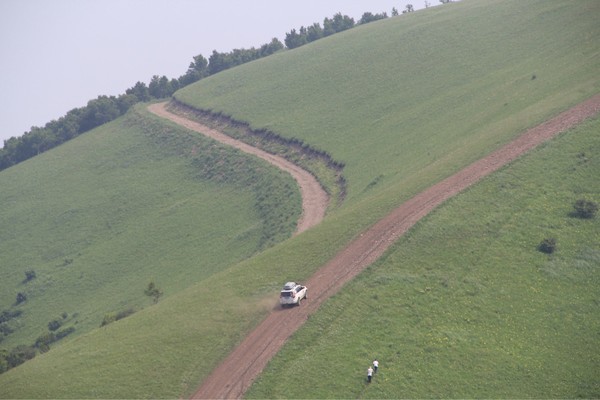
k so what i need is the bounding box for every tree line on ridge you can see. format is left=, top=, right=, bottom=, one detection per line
left=0, top=3, right=442, bottom=171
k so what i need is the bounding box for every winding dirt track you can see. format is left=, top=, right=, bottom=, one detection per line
left=150, top=95, right=600, bottom=399
left=148, top=102, right=328, bottom=234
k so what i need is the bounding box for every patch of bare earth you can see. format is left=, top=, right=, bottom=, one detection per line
left=150, top=94, right=600, bottom=399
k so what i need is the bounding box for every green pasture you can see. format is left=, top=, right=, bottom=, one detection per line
left=0, top=105, right=300, bottom=351
left=176, top=0, right=599, bottom=209
left=247, top=117, right=600, bottom=399
left=1, top=0, right=599, bottom=397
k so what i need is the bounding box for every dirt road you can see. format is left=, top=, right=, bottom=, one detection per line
left=148, top=102, right=329, bottom=234
left=150, top=95, right=600, bottom=399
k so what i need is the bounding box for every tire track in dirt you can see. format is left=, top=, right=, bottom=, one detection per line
left=152, top=94, right=600, bottom=399
left=147, top=102, right=329, bottom=234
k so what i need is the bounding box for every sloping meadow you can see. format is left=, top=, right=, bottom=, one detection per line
left=247, top=116, right=600, bottom=398
left=0, top=105, right=299, bottom=359
left=1, top=0, right=599, bottom=397
left=176, top=0, right=599, bottom=212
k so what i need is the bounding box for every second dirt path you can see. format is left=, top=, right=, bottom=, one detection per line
left=150, top=95, right=600, bottom=399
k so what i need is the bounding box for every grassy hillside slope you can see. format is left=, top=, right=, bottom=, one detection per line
left=0, top=105, right=300, bottom=351
left=247, top=116, right=600, bottom=398
left=176, top=0, right=599, bottom=210
left=1, top=0, right=598, bottom=398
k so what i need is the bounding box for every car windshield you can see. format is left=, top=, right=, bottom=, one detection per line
left=280, top=291, right=292, bottom=297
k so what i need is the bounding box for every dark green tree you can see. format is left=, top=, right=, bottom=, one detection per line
left=323, top=13, right=355, bottom=36
left=179, top=54, right=209, bottom=86
left=48, top=319, right=62, bottom=331
left=148, top=75, right=174, bottom=99
left=306, top=23, right=324, bottom=42
left=259, top=38, right=284, bottom=56
left=15, top=292, right=27, bottom=305
left=116, top=93, right=138, bottom=114
left=24, top=270, right=36, bottom=283
left=284, top=28, right=307, bottom=49
left=359, top=12, right=388, bottom=24
left=0, top=349, right=8, bottom=373
left=79, top=96, right=121, bottom=132
left=144, top=281, right=163, bottom=304
left=208, top=50, right=228, bottom=75
left=573, top=199, right=598, bottom=219
left=6, top=345, right=36, bottom=369
left=125, top=81, right=151, bottom=102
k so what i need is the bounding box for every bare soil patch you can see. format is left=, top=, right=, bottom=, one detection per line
left=151, top=94, right=600, bottom=399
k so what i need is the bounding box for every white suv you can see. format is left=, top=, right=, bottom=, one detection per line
left=279, top=282, right=307, bottom=307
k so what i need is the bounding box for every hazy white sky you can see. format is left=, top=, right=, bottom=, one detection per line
left=0, top=0, right=433, bottom=146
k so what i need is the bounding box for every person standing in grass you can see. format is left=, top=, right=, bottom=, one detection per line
left=373, top=359, right=379, bottom=373
left=367, top=366, right=374, bottom=383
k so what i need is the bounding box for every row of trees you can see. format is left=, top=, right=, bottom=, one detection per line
left=0, top=3, right=454, bottom=171
left=283, top=2, right=443, bottom=50
left=284, top=12, right=387, bottom=49
left=0, top=37, right=284, bottom=171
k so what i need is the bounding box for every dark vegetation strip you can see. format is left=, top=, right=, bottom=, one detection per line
left=167, top=99, right=347, bottom=206
left=0, top=5, right=425, bottom=171
left=1, top=305, right=76, bottom=374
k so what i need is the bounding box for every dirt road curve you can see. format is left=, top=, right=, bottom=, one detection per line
left=151, top=95, right=600, bottom=399
left=147, top=102, right=329, bottom=234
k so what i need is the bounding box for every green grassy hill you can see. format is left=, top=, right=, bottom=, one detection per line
left=247, top=116, right=600, bottom=398
left=0, top=106, right=300, bottom=350
left=1, top=0, right=598, bottom=398
left=176, top=0, right=599, bottom=209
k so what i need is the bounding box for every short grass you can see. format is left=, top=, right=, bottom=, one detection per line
left=0, top=104, right=300, bottom=351
left=1, top=0, right=599, bottom=397
left=176, top=0, right=600, bottom=210
left=246, top=117, right=600, bottom=398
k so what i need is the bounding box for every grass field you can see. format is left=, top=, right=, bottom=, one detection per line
left=0, top=105, right=300, bottom=351
left=176, top=0, right=600, bottom=209
left=1, top=0, right=598, bottom=397
left=247, top=116, right=600, bottom=399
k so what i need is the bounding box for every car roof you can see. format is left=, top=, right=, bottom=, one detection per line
left=282, top=281, right=297, bottom=290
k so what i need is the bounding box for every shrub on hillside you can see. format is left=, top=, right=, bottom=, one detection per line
left=573, top=199, right=598, bottom=219
left=15, top=292, right=27, bottom=305
left=100, top=308, right=136, bottom=327
left=0, top=350, right=8, bottom=374
left=23, top=269, right=36, bottom=283
left=100, top=313, right=116, bottom=327
left=48, top=319, right=62, bottom=331
left=144, top=281, right=163, bottom=304
left=55, top=326, right=75, bottom=340
left=115, top=308, right=136, bottom=320
left=5, top=345, right=36, bottom=369
left=0, top=323, right=14, bottom=337
left=0, top=309, right=22, bottom=324
left=35, top=326, right=75, bottom=353
left=35, top=332, right=55, bottom=353
left=538, top=237, right=557, bottom=254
